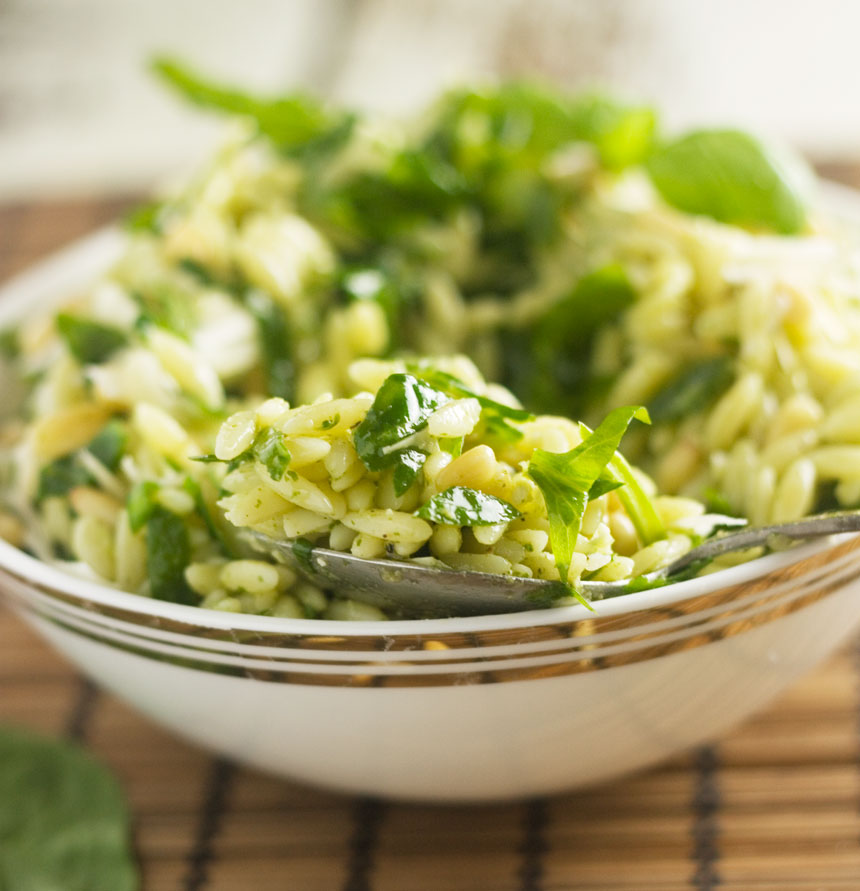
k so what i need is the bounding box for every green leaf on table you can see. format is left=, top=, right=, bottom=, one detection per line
left=146, top=506, right=194, bottom=604
left=152, top=57, right=355, bottom=158
left=56, top=314, right=128, bottom=364
left=0, top=724, right=137, bottom=891
left=416, top=486, right=520, bottom=527
left=527, top=405, right=651, bottom=605
left=646, top=128, right=811, bottom=234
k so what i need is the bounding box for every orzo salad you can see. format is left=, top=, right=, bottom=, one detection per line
left=1, top=61, right=858, bottom=619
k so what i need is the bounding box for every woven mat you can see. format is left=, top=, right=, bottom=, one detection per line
left=2, top=194, right=860, bottom=891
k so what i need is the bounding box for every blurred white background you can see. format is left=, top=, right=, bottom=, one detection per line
left=2, top=0, right=860, bottom=198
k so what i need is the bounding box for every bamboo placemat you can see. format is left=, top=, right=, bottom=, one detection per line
left=2, top=193, right=860, bottom=891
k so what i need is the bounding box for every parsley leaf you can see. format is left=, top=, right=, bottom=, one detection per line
left=252, top=428, right=291, bottom=481
left=354, top=372, right=449, bottom=469
left=648, top=355, right=735, bottom=424
left=127, top=481, right=160, bottom=534
left=527, top=405, right=650, bottom=604
left=416, top=486, right=520, bottom=526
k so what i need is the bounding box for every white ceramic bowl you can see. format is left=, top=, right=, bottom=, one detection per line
left=3, top=200, right=860, bottom=803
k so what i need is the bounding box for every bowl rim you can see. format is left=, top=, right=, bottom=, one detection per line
left=1, top=181, right=858, bottom=638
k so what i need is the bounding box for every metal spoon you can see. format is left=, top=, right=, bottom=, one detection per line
left=242, top=511, right=860, bottom=619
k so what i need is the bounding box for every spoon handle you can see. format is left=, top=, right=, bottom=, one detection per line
left=666, top=510, right=860, bottom=578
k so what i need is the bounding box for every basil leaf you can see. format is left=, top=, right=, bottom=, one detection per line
left=153, top=57, right=354, bottom=158
left=648, top=355, right=735, bottom=424
left=646, top=129, right=811, bottom=234
left=56, top=314, right=128, bottom=364
left=0, top=725, right=137, bottom=891
left=244, top=290, right=295, bottom=401
left=353, top=373, right=449, bottom=471
left=87, top=420, right=127, bottom=472
left=527, top=405, right=650, bottom=603
left=252, top=428, right=291, bottom=481
left=146, top=506, right=194, bottom=604
left=416, top=486, right=520, bottom=526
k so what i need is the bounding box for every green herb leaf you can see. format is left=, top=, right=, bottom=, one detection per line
left=0, top=725, right=137, bottom=891
left=410, top=366, right=533, bottom=422
left=146, top=506, right=194, bottom=604
left=153, top=57, right=354, bottom=158
left=182, top=476, right=236, bottom=558
left=244, top=290, right=295, bottom=401
left=527, top=405, right=649, bottom=603
left=37, top=456, right=93, bottom=502
left=568, top=93, right=657, bottom=170
left=648, top=355, right=735, bottom=424
left=124, top=199, right=166, bottom=234
left=353, top=373, right=449, bottom=472
left=127, top=481, right=160, bottom=534
left=87, top=420, right=128, bottom=472
left=56, top=314, right=128, bottom=364
left=646, top=129, right=811, bottom=234
left=0, top=327, right=20, bottom=360
left=416, top=486, right=520, bottom=526
left=392, top=448, right=427, bottom=496
left=252, top=428, right=291, bottom=481
left=292, top=537, right=315, bottom=573
left=597, top=438, right=665, bottom=546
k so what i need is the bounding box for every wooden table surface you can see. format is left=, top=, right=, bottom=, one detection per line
left=2, top=189, right=860, bottom=891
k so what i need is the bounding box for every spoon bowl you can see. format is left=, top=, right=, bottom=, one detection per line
left=243, top=510, right=860, bottom=618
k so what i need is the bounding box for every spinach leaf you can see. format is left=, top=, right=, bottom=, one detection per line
left=244, top=290, right=295, bottom=401
left=252, top=428, right=291, bottom=481
left=646, top=129, right=810, bottom=234
left=353, top=373, right=449, bottom=471
left=527, top=405, right=649, bottom=604
left=0, top=725, right=137, bottom=891
left=648, top=355, right=735, bottom=424
left=146, top=506, right=195, bottom=604
left=153, top=57, right=355, bottom=158
left=56, top=314, right=128, bottom=364
left=416, top=486, right=520, bottom=526
left=87, top=420, right=128, bottom=472
left=127, top=481, right=160, bottom=534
